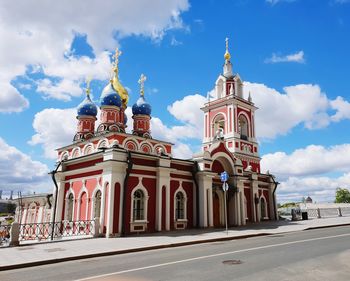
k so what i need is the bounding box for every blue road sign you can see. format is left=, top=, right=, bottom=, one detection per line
left=220, top=171, right=229, bottom=182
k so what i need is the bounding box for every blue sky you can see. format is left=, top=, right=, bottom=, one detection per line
left=0, top=0, right=349, bottom=202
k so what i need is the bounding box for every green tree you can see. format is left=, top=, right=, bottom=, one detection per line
left=335, top=188, right=350, bottom=203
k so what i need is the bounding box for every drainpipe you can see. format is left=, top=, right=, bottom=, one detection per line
left=270, top=175, right=280, bottom=220
left=121, top=151, right=133, bottom=237
left=191, top=161, right=200, bottom=228
left=49, top=161, right=62, bottom=241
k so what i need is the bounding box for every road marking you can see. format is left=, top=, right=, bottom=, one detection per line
left=75, top=232, right=350, bottom=281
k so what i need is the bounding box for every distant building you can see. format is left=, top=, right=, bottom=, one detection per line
left=305, top=196, right=313, bottom=203
left=15, top=194, right=52, bottom=224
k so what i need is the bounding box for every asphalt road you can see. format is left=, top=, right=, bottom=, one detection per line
left=1, top=225, right=350, bottom=281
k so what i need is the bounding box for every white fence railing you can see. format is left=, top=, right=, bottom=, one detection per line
left=305, top=207, right=350, bottom=219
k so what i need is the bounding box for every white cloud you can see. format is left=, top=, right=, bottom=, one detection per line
left=262, top=144, right=350, bottom=203
left=261, top=144, right=350, bottom=179
left=266, top=0, right=297, bottom=5
left=265, top=51, right=305, bottom=64
left=29, top=108, right=77, bottom=159
left=167, top=94, right=206, bottom=133
left=36, top=78, right=82, bottom=101
left=0, top=82, right=29, bottom=113
left=330, top=96, right=350, bottom=122
left=277, top=173, right=350, bottom=203
left=244, top=83, right=331, bottom=139
left=170, top=36, right=183, bottom=46
left=0, top=0, right=190, bottom=108
left=18, top=83, right=32, bottom=90
left=172, top=143, right=194, bottom=159
left=0, top=137, right=50, bottom=193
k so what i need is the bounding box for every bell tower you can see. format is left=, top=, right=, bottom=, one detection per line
left=201, top=38, right=261, bottom=173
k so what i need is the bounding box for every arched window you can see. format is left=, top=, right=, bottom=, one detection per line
left=133, top=189, right=145, bottom=221
left=94, top=190, right=102, bottom=219
left=238, top=115, right=249, bottom=140
left=175, top=192, right=186, bottom=220
left=28, top=203, right=37, bottom=224
left=66, top=193, right=74, bottom=221
left=213, top=114, right=225, bottom=140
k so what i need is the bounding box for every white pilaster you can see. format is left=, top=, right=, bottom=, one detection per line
left=166, top=185, right=170, bottom=230
left=207, top=188, right=213, bottom=227
left=236, top=192, right=241, bottom=226
left=37, top=206, right=43, bottom=224
left=251, top=176, right=259, bottom=223
left=104, top=173, right=114, bottom=237
left=52, top=174, right=65, bottom=223
left=197, top=172, right=214, bottom=227
left=100, top=183, right=106, bottom=234
left=98, top=149, right=127, bottom=237
left=156, top=158, right=171, bottom=231
left=240, top=190, right=246, bottom=226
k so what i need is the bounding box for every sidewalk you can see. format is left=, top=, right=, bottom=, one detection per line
left=1, top=216, right=350, bottom=271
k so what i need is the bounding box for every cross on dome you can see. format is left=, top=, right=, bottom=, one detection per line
left=114, top=48, right=122, bottom=67
left=85, top=77, right=92, bottom=97
left=111, top=47, right=122, bottom=77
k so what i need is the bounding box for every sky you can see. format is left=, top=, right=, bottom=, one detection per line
left=0, top=0, right=349, bottom=203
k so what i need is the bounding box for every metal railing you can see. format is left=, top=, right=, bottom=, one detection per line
left=19, top=220, right=95, bottom=242
left=0, top=224, right=11, bottom=247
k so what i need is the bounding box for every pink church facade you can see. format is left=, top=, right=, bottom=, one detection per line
left=52, top=42, right=278, bottom=237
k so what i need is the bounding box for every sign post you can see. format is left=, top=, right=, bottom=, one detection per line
left=220, top=171, right=229, bottom=235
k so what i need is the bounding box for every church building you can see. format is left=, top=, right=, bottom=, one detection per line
left=52, top=40, right=278, bottom=237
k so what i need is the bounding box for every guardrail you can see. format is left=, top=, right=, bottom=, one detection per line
left=19, top=220, right=95, bottom=241
left=1, top=217, right=100, bottom=247
left=306, top=207, right=350, bottom=219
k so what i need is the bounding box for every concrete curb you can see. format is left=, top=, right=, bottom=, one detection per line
left=1, top=222, right=350, bottom=271
left=304, top=222, right=350, bottom=231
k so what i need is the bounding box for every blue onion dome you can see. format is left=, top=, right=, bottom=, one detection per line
left=132, top=96, right=152, bottom=115
left=77, top=94, right=98, bottom=117
left=100, top=82, right=122, bottom=107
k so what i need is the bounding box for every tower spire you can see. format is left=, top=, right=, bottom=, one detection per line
left=223, top=37, right=233, bottom=77
left=224, top=37, right=231, bottom=61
